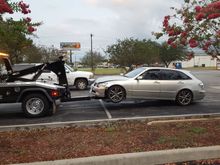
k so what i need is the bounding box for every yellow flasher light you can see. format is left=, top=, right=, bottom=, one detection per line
left=0, top=52, right=9, bottom=58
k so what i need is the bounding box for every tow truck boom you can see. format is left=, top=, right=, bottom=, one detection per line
left=1, top=54, right=70, bottom=99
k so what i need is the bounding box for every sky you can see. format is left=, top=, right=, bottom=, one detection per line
left=12, top=0, right=181, bottom=60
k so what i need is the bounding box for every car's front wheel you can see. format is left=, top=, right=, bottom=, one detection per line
left=75, top=79, right=88, bottom=90
left=22, top=93, right=51, bottom=118
left=107, top=85, right=126, bottom=103
left=176, top=89, right=193, bottom=106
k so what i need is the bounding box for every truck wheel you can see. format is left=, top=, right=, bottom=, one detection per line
left=22, top=93, right=50, bottom=118
left=75, top=79, right=88, bottom=90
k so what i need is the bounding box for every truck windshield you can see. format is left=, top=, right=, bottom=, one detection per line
left=65, top=64, right=74, bottom=72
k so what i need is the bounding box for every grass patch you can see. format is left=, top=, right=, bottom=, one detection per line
left=105, top=126, right=117, bottom=132
left=189, top=127, right=207, bottom=134
left=78, top=68, right=123, bottom=75
left=157, top=136, right=178, bottom=144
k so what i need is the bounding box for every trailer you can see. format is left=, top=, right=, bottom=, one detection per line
left=0, top=52, right=93, bottom=118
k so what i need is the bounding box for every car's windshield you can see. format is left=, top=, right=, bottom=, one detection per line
left=65, top=64, right=74, bottom=72
left=124, top=67, right=146, bottom=78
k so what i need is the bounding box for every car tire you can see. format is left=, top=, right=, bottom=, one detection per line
left=22, top=93, right=50, bottom=118
left=75, top=79, right=88, bottom=90
left=107, top=85, right=126, bottom=103
left=176, top=89, right=193, bottom=106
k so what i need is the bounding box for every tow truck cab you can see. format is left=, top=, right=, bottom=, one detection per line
left=0, top=52, right=69, bottom=118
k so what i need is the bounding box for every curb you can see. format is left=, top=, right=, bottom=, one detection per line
left=14, top=146, right=220, bottom=165
left=1, top=113, right=220, bottom=132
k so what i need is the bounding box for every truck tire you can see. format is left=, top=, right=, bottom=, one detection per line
left=22, top=93, right=51, bottom=118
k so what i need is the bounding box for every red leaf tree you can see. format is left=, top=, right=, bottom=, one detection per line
left=0, top=0, right=37, bottom=33
left=154, top=0, right=220, bottom=59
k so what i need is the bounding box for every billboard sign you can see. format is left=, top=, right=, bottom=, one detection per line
left=60, top=42, right=81, bottom=50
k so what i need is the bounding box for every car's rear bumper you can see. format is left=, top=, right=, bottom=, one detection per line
left=193, top=90, right=205, bottom=101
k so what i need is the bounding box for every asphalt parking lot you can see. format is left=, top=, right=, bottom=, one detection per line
left=0, top=70, right=220, bottom=126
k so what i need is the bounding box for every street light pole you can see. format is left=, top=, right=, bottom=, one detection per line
left=90, top=33, right=94, bottom=71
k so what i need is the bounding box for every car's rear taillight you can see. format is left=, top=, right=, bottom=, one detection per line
left=51, top=90, right=60, bottom=97
left=199, top=83, right=204, bottom=90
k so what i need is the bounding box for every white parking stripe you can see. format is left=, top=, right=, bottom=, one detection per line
left=210, top=86, right=220, bottom=89
left=99, top=99, right=112, bottom=119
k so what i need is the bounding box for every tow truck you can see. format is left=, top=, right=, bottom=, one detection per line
left=0, top=52, right=92, bottom=118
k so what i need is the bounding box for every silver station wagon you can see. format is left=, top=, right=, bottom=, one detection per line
left=90, top=67, right=205, bottom=105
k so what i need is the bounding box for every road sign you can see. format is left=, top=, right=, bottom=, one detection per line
left=60, top=42, right=81, bottom=50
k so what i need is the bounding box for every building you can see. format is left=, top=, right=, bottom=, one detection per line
left=171, top=55, right=220, bottom=69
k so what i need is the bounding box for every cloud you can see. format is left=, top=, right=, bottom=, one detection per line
left=29, top=0, right=181, bottom=53
left=84, top=0, right=180, bottom=40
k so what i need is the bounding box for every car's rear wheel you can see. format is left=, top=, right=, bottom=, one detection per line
left=75, top=79, right=88, bottom=90
left=22, top=93, right=50, bottom=118
left=107, top=85, right=125, bottom=103
left=176, top=89, right=193, bottom=106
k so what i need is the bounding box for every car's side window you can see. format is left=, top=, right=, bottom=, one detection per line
left=142, top=69, right=160, bottom=80
left=178, top=71, right=191, bottom=80
left=162, top=70, right=179, bottom=80
left=160, top=70, right=191, bottom=80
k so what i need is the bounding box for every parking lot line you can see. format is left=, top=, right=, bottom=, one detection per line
left=99, top=99, right=112, bottom=119
left=210, top=86, right=220, bottom=89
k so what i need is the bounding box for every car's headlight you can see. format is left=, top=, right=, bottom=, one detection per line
left=89, top=73, right=94, bottom=79
left=97, top=83, right=108, bottom=88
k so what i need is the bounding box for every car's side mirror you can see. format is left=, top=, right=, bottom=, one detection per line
left=136, top=76, right=143, bottom=80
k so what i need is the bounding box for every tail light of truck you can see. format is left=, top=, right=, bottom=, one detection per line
left=51, top=90, right=60, bottom=97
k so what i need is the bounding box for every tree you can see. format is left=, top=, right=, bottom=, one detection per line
left=81, top=51, right=105, bottom=68
left=0, top=0, right=40, bottom=63
left=159, top=43, right=188, bottom=67
left=22, top=45, right=61, bottom=63
left=40, top=46, right=61, bottom=62
left=106, top=38, right=160, bottom=71
left=154, top=0, right=220, bottom=58
left=0, top=18, right=34, bottom=63
left=0, top=0, right=38, bottom=34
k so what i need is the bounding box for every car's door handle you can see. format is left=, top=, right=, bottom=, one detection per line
left=154, top=81, right=160, bottom=84
left=178, top=81, right=184, bottom=84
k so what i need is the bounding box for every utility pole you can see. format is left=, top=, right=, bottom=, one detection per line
left=90, top=34, right=94, bottom=72
left=70, top=50, right=73, bottom=67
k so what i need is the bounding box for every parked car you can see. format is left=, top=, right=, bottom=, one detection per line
left=90, top=67, right=205, bottom=105
left=13, top=63, right=95, bottom=90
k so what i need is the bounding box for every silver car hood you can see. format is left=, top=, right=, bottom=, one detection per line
left=95, top=75, right=129, bottom=83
